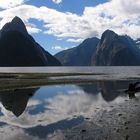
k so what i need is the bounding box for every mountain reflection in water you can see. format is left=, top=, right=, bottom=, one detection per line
left=0, top=80, right=138, bottom=139
left=79, top=81, right=132, bottom=102
left=0, top=80, right=136, bottom=117
left=0, top=88, right=37, bottom=117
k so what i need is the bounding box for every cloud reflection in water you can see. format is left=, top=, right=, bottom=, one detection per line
left=0, top=81, right=133, bottom=139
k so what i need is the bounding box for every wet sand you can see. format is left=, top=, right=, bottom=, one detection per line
left=48, top=96, right=140, bottom=140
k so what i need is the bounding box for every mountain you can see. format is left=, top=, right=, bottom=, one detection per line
left=0, top=16, right=61, bottom=66
left=92, top=30, right=140, bottom=66
left=55, top=37, right=99, bottom=66
left=55, top=30, right=140, bottom=66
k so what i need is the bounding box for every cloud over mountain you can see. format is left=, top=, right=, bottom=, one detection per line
left=0, top=0, right=139, bottom=44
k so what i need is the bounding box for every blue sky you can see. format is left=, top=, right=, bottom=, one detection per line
left=0, top=0, right=139, bottom=55
left=27, top=0, right=108, bottom=54
left=26, top=0, right=108, bottom=14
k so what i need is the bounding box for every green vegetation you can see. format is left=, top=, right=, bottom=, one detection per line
left=0, top=73, right=97, bottom=91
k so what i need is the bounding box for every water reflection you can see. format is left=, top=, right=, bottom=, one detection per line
left=0, top=80, right=137, bottom=139
left=25, top=116, right=84, bottom=139
left=0, top=81, right=132, bottom=117
left=0, top=80, right=136, bottom=117
left=79, top=81, right=132, bottom=102
left=0, top=88, right=37, bottom=117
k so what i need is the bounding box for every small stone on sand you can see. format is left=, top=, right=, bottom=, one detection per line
left=81, top=129, right=86, bottom=133
left=125, top=135, right=129, bottom=140
left=118, top=113, right=122, bottom=116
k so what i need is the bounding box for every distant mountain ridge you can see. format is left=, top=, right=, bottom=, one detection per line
left=55, top=30, right=140, bottom=66
left=55, top=37, right=99, bottom=66
left=0, top=16, right=61, bottom=66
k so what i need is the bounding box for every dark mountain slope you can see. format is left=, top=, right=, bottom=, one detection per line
left=92, top=30, right=140, bottom=66
left=0, top=16, right=61, bottom=66
left=55, top=37, right=99, bottom=66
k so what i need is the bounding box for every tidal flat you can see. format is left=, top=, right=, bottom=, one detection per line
left=48, top=96, right=140, bottom=140
left=0, top=70, right=140, bottom=140
left=0, top=73, right=97, bottom=91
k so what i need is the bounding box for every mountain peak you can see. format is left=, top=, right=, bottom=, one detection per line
left=1, top=16, right=28, bottom=36
left=103, top=29, right=115, bottom=34
left=55, top=36, right=99, bottom=66
left=81, top=37, right=99, bottom=47
left=11, top=16, right=24, bottom=24
left=100, top=29, right=118, bottom=44
left=84, top=37, right=99, bottom=42
left=102, top=29, right=117, bottom=38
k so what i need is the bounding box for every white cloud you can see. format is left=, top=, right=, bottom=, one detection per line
left=81, top=0, right=140, bottom=39
left=66, top=38, right=84, bottom=43
left=0, top=125, right=45, bottom=140
left=52, top=0, right=62, bottom=4
left=26, top=26, right=42, bottom=33
left=0, top=0, right=139, bottom=43
left=26, top=22, right=42, bottom=33
left=52, top=45, right=74, bottom=50
left=52, top=46, right=63, bottom=50
left=0, top=0, right=25, bottom=9
left=42, top=0, right=140, bottom=39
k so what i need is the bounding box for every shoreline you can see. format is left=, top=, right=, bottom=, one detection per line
left=48, top=95, right=140, bottom=140
left=0, top=73, right=138, bottom=91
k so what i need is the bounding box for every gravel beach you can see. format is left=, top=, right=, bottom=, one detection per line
left=48, top=95, right=140, bottom=140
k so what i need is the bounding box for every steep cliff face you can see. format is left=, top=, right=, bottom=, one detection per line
left=55, top=37, right=99, bottom=66
left=0, top=16, right=61, bottom=66
left=92, top=30, right=140, bottom=66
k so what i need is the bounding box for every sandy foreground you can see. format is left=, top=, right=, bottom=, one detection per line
left=48, top=95, right=140, bottom=140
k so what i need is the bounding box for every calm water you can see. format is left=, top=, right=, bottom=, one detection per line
left=0, top=67, right=140, bottom=140
left=0, top=66, right=140, bottom=80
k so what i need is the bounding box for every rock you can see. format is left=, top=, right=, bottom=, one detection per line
left=81, top=129, right=86, bottom=133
